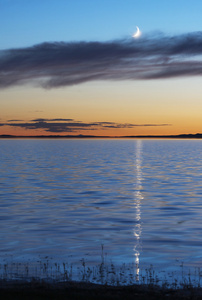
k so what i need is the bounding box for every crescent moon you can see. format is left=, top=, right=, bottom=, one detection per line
left=133, top=26, right=141, bottom=38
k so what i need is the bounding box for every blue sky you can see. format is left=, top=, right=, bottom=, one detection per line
left=1, top=0, right=202, bottom=49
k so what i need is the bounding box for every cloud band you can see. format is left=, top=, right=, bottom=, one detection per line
left=1, top=119, right=171, bottom=133
left=1, top=32, right=202, bottom=88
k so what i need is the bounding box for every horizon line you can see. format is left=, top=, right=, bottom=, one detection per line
left=1, top=133, right=202, bottom=139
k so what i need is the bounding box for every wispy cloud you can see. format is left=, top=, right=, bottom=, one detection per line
left=1, top=119, right=171, bottom=133
left=1, top=32, right=202, bottom=88
left=7, top=119, right=23, bottom=122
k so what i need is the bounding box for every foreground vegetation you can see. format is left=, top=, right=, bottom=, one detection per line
left=0, top=258, right=201, bottom=288
left=0, top=258, right=202, bottom=300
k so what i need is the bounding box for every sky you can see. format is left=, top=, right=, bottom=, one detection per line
left=1, top=0, right=202, bottom=136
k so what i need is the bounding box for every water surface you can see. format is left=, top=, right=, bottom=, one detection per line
left=0, top=139, right=202, bottom=281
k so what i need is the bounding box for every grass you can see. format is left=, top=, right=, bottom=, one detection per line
left=0, top=246, right=201, bottom=291
left=0, top=270, right=202, bottom=300
left=0, top=257, right=201, bottom=290
left=0, top=249, right=202, bottom=300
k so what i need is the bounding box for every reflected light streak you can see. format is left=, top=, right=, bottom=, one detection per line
left=133, top=139, right=143, bottom=281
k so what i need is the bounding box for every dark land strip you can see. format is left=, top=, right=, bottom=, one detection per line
left=0, top=280, right=202, bottom=300
left=1, top=133, right=202, bottom=139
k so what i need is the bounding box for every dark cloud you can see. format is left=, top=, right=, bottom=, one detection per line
left=1, top=119, right=171, bottom=133
left=1, top=32, right=202, bottom=88
left=32, top=118, right=74, bottom=122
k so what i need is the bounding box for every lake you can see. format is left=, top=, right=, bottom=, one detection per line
left=0, top=139, right=202, bottom=284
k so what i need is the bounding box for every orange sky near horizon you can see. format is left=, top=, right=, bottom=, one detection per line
left=1, top=77, right=202, bottom=137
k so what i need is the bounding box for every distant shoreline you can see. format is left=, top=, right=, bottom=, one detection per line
left=1, top=133, right=202, bottom=139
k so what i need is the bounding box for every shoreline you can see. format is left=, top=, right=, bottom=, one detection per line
left=0, top=280, right=202, bottom=300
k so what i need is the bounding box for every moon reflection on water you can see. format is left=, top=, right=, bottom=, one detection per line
left=133, top=140, right=143, bottom=281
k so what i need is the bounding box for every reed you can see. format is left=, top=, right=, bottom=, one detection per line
left=0, top=248, right=201, bottom=289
